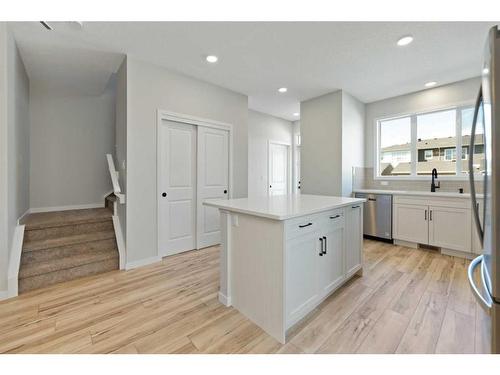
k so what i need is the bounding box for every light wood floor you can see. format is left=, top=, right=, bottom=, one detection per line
left=0, top=240, right=490, bottom=354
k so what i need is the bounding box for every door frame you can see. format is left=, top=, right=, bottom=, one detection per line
left=156, top=110, right=233, bottom=258
left=267, top=140, right=292, bottom=196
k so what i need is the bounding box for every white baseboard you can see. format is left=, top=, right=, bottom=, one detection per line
left=218, top=291, right=231, bottom=306
left=441, top=248, right=475, bottom=260
left=17, top=208, right=30, bottom=225
left=125, top=255, right=162, bottom=270
left=0, top=290, right=8, bottom=301
left=112, top=215, right=126, bottom=270
left=29, top=202, right=104, bottom=213
left=394, top=239, right=419, bottom=249
left=7, top=225, right=25, bottom=299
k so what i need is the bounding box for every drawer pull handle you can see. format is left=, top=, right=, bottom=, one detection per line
left=329, top=214, right=341, bottom=219
left=352, top=206, right=360, bottom=209
left=319, top=237, right=324, bottom=256
left=323, top=236, right=327, bottom=255
left=299, top=222, right=313, bottom=228
left=368, top=198, right=377, bottom=201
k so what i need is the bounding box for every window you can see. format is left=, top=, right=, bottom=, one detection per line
left=376, top=105, right=484, bottom=178
left=378, top=116, right=411, bottom=176
left=444, top=148, right=456, bottom=161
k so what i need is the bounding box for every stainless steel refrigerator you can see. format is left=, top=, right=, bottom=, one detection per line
left=468, top=25, right=500, bottom=354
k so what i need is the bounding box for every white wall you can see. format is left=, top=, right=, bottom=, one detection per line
left=125, top=57, right=248, bottom=264
left=365, top=77, right=481, bottom=168
left=248, top=110, right=293, bottom=197
left=341, top=92, right=365, bottom=196
left=0, top=24, right=30, bottom=293
left=29, top=80, right=116, bottom=209
left=115, top=57, right=127, bottom=242
left=301, top=91, right=343, bottom=196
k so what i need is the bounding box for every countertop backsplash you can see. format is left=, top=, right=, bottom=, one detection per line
left=352, top=167, right=484, bottom=194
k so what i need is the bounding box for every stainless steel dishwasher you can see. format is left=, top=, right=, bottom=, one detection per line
left=354, top=192, right=392, bottom=240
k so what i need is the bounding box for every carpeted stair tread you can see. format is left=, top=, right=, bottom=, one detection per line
left=19, top=249, right=119, bottom=279
left=21, top=238, right=118, bottom=264
left=21, top=208, right=112, bottom=230
left=23, top=230, right=116, bottom=252
left=18, top=258, right=119, bottom=293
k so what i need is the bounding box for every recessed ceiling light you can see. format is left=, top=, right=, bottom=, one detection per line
left=278, top=87, right=288, bottom=93
left=397, top=35, right=414, bottom=46
left=293, top=112, right=299, bottom=117
left=206, top=55, right=218, bottom=63
left=424, top=81, right=437, bottom=88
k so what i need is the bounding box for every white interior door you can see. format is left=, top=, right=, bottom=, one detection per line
left=269, top=142, right=290, bottom=196
left=159, top=120, right=197, bottom=256
left=197, top=126, right=229, bottom=249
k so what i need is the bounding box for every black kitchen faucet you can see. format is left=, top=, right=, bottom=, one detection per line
left=431, top=168, right=440, bottom=192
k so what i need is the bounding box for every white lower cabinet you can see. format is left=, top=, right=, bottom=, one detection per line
left=345, top=204, right=363, bottom=277
left=286, top=232, right=320, bottom=323
left=428, top=206, right=471, bottom=252
left=393, top=203, right=429, bottom=244
left=285, top=206, right=362, bottom=328
left=393, top=195, right=473, bottom=255
left=318, top=225, right=345, bottom=296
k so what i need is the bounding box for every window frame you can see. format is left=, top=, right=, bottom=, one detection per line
left=374, top=102, right=480, bottom=180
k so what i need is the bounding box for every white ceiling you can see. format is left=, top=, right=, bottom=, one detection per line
left=10, top=21, right=498, bottom=120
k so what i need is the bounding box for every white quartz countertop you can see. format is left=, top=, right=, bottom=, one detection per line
left=203, top=194, right=366, bottom=221
left=352, top=188, right=483, bottom=199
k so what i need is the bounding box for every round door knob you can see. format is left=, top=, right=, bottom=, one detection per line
left=270, top=185, right=272, bottom=188
left=223, top=190, right=227, bottom=194
left=162, top=192, right=167, bottom=197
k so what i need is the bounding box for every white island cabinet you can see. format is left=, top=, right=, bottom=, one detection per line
left=204, top=194, right=365, bottom=343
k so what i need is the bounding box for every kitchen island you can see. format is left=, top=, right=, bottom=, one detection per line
left=204, top=194, right=366, bottom=343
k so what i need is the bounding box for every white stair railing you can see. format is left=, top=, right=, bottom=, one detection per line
left=106, top=154, right=126, bottom=204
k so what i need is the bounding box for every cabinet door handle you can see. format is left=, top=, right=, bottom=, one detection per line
left=329, top=214, right=341, bottom=219
left=425, top=209, right=427, bottom=221
left=319, top=237, right=324, bottom=256
left=430, top=210, right=433, bottom=221
left=299, top=222, right=312, bottom=228
left=352, top=206, right=360, bottom=209
left=322, top=236, right=327, bottom=255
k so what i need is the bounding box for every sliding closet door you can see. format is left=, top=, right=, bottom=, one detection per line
left=197, top=126, right=229, bottom=249
left=158, top=120, right=197, bottom=256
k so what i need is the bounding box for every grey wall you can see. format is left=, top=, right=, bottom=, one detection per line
left=341, top=92, right=365, bottom=196
left=365, top=77, right=481, bottom=169
left=248, top=110, right=293, bottom=197
left=301, top=91, right=343, bottom=196
left=292, top=120, right=300, bottom=193
left=125, top=57, right=248, bottom=264
left=29, top=80, right=116, bottom=209
left=115, top=58, right=127, bottom=242
left=300, top=90, right=364, bottom=197
left=0, top=23, right=9, bottom=292
left=0, top=24, right=30, bottom=292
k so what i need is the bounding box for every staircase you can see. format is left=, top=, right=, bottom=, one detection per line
left=19, top=204, right=119, bottom=293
